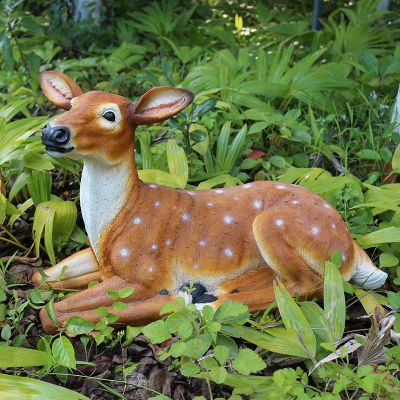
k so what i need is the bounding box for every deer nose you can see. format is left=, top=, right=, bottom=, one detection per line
left=42, top=126, right=71, bottom=146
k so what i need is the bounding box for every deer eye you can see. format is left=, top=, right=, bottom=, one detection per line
left=102, top=111, right=115, bottom=122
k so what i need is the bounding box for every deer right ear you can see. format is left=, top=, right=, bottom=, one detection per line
left=40, top=71, right=83, bottom=110
left=130, top=86, right=194, bottom=126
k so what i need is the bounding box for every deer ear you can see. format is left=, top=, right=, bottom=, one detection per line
left=40, top=70, right=83, bottom=110
left=130, top=86, right=194, bottom=125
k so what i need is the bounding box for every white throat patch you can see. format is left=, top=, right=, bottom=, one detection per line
left=80, top=159, right=131, bottom=259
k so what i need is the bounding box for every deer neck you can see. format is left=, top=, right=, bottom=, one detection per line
left=80, top=151, right=138, bottom=259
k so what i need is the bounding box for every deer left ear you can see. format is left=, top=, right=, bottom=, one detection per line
left=130, top=86, right=194, bottom=126
left=40, top=70, right=83, bottom=110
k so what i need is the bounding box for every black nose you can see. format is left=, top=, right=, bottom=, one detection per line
left=42, top=126, right=71, bottom=146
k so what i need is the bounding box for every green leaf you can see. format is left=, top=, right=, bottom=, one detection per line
left=107, top=287, right=134, bottom=300
left=0, top=346, right=50, bottom=368
left=232, top=348, right=266, bottom=375
left=124, top=326, right=142, bottom=346
left=167, top=139, right=188, bottom=188
left=324, top=261, right=345, bottom=342
left=66, top=317, right=95, bottom=335
left=52, top=336, right=76, bottom=369
left=209, top=366, right=228, bottom=384
left=273, top=281, right=316, bottom=358
left=142, top=320, right=172, bottom=344
left=301, top=301, right=334, bottom=344
left=180, top=361, right=200, bottom=377
left=183, top=334, right=212, bottom=359
left=0, top=374, right=90, bottom=400
left=214, top=301, right=249, bottom=324
left=379, top=253, right=398, bottom=268
left=214, top=345, right=229, bottom=366
left=392, top=144, right=400, bottom=172
left=232, top=325, right=307, bottom=358
left=357, top=227, right=400, bottom=248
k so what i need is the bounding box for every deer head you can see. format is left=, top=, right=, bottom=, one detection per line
left=40, top=71, right=194, bottom=164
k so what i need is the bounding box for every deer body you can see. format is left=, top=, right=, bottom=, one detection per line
left=33, top=71, right=387, bottom=333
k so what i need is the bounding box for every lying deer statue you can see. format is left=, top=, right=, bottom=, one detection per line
left=32, top=71, right=387, bottom=333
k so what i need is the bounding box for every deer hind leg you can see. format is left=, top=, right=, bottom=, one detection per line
left=209, top=266, right=319, bottom=313
left=32, top=248, right=101, bottom=290
left=39, top=275, right=172, bottom=334
left=251, top=208, right=326, bottom=299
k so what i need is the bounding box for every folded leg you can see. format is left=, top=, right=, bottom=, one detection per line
left=39, top=275, right=171, bottom=333
left=211, top=268, right=322, bottom=313
left=32, top=248, right=101, bottom=289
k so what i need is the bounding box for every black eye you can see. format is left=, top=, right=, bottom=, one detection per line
left=103, top=111, right=115, bottom=122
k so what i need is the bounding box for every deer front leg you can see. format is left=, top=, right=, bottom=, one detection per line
left=39, top=276, right=172, bottom=333
left=32, top=248, right=101, bottom=290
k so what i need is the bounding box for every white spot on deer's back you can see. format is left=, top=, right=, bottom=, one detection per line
left=148, top=184, right=158, bottom=189
left=120, top=247, right=130, bottom=257
left=243, top=183, right=253, bottom=189
left=253, top=199, right=263, bottom=210
left=311, top=226, right=320, bottom=236
left=165, top=239, right=173, bottom=246
left=331, top=222, right=337, bottom=229
left=291, top=200, right=300, bottom=205
left=148, top=266, right=155, bottom=273
left=199, top=240, right=206, bottom=247
left=323, top=203, right=332, bottom=209
left=215, top=189, right=224, bottom=194
left=187, top=191, right=196, bottom=196
left=224, top=248, right=234, bottom=257
left=151, top=243, right=158, bottom=251
left=224, top=215, right=234, bottom=224
left=275, top=218, right=284, bottom=227
left=181, top=213, right=190, bottom=222
left=193, top=263, right=199, bottom=269
left=207, top=201, right=214, bottom=208
left=154, top=200, right=161, bottom=208
left=275, top=184, right=287, bottom=189
left=133, top=216, right=142, bottom=225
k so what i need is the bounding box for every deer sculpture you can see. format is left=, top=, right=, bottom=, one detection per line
left=32, top=71, right=387, bottom=333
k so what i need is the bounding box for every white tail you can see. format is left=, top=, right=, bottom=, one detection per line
left=351, top=244, right=387, bottom=289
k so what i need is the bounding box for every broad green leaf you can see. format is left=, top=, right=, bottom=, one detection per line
left=0, top=374, right=90, bottom=400
left=27, top=170, right=52, bottom=205
left=232, top=348, right=266, bottom=375
left=214, top=345, right=229, bottom=366
left=214, top=301, right=249, bottom=324
left=232, top=325, right=307, bottom=358
left=209, top=366, right=228, bottom=384
left=324, top=261, right=345, bottom=342
left=52, top=336, right=76, bottom=369
left=66, top=316, right=95, bottom=335
left=183, top=334, right=212, bottom=359
left=180, top=361, right=200, bottom=377
left=273, top=281, right=316, bottom=358
left=0, top=346, right=50, bottom=368
left=139, top=169, right=185, bottom=189
left=301, top=301, right=334, bottom=344
left=354, top=288, right=387, bottom=316
left=216, top=121, right=231, bottom=171
left=392, top=144, right=400, bottom=172
left=357, top=227, right=400, bottom=248
left=142, top=320, right=172, bottom=344
left=167, top=139, right=188, bottom=187
left=124, top=326, right=142, bottom=346
left=379, top=253, right=398, bottom=268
